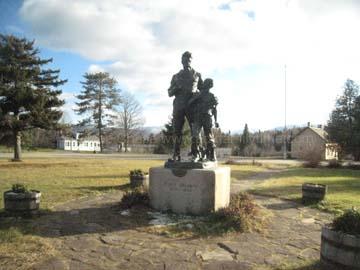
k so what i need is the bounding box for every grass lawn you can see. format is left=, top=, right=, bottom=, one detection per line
left=229, top=161, right=296, bottom=181
left=251, top=167, right=360, bottom=213
left=0, top=157, right=277, bottom=209
left=0, top=158, right=163, bottom=209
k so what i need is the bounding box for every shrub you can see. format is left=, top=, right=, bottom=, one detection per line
left=224, top=159, right=262, bottom=166
left=327, top=159, right=342, bottom=169
left=0, top=227, right=23, bottom=243
left=120, top=188, right=149, bottom=209
left=210, top=193, right=262, bottom=233
left=11, top=183, right=29, bottom=193
left=347, top=162, right=360, bottom=170
left=332, top=208, right=360, bottom=236
left=303, top=149, right=322, bottom=168
left=129, top=169, right=146, bottom=177
left=137, top=192, right=265, bottom=237
left=225, top=159, right=236, bottom=165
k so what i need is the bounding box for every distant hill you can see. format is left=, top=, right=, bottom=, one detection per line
left=143, top=126, right=162, bottom=135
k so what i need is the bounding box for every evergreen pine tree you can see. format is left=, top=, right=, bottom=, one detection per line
left=327, top=79, right=360, bottom=159
left=157, top=117, right=191, bottom=153
left=0, top=35, right=66, bottom=161
left=76, top=72, right=121, bottom=152
left=239, top=123, right=250, bottom=155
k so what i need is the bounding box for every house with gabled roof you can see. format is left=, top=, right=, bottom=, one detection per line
left=57, top=133, right=101, bottom=152
left=291, top=124, right=338, bottom=160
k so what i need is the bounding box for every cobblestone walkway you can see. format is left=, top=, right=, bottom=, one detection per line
left=32, top=170, right=331, bottom=270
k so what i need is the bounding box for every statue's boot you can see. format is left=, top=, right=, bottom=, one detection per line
left=191, top=155, right=201, bottom=162
left=172, top=135, right=182, bottom=161
left=191, top=137, right=201, bottom=162
left=207, top=143, right=217, bottom=162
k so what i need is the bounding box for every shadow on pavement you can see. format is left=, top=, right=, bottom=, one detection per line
left=74, top=183, right=131, bottom=192
left=0, top=190, right=151, bottom=238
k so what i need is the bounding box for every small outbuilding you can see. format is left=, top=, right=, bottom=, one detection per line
left=57, top=133, right=101, bottom=152
left=291, top=125, right=338, bottom=160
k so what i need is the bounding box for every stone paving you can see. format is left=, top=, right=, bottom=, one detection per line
left=30, top=169, right=331, bottom=270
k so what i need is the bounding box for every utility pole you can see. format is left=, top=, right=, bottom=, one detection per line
left=283, top=64, right=287, bottom=160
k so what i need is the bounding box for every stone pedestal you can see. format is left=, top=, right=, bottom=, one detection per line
left=149, top=166, right=231, bottom=215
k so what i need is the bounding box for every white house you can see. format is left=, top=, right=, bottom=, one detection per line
left=57, top=133, right=101, bottom=152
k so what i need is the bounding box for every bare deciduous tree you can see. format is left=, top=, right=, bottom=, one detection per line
left=116, top=92, right=145, bottom=152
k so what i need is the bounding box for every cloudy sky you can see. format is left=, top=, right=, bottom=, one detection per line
left=1, top=0, right=360, bottom=132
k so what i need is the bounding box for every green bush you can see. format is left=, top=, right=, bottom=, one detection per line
left=332, top=208, right=360, bottom=236
left=129, top=169, right=146, bottom=177
left=11, top=183, right=29, bottom=193
left=347, top=162, right=360, bottom=170
left=327, top=159, right=342, bottom=169
left=120, top=188, right=149, bottom=209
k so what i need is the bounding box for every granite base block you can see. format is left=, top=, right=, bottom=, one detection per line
left=149, top=166, right=231, bottom=215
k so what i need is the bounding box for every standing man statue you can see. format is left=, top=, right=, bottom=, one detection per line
left=168, top=51, right=203, bottom=161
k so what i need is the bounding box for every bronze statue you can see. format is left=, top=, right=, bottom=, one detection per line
left=188, top=78, right=219, bottom=161
left=167, top=52, right=219, bottom=165
left=168, top=51, right=203, bottom=161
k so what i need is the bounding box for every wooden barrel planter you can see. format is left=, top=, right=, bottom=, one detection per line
left=130, top=175, right=149, bottom=189
left=302, top=183, right=327, bottom=204
left=321, top=226, right=360, bottom=270
left=4, top=190, right=41, bottom=215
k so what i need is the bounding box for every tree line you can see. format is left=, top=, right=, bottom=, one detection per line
left=152, top=118, right=299, bottom=157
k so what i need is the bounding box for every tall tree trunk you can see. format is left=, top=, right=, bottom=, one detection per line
left=99, top=125, right=103, bottom=152
left=13, top=131, right=22, bottom=161
left=354, top=147, right=360, bottom=161
left=124, top=119, right=128, bottom=152
left=124, top=128, right=128, bottom=152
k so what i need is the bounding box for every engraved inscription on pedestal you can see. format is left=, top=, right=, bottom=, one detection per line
left=149, top=166, right=230, bottom=215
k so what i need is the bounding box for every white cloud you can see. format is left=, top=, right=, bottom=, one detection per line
left=88, top=64, right=105, bottom=73
left=59, top=92, right=77, bottom=123
left=20, top=0, right=360, bottom=131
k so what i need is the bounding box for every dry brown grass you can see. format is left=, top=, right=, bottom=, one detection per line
left=0, top=228, right=56, bottom=270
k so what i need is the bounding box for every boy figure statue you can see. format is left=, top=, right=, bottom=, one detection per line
left=189, top=78, right=219, bottom=162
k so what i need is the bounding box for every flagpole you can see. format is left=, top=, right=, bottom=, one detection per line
left=283, top=64, right=287, bottom=160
